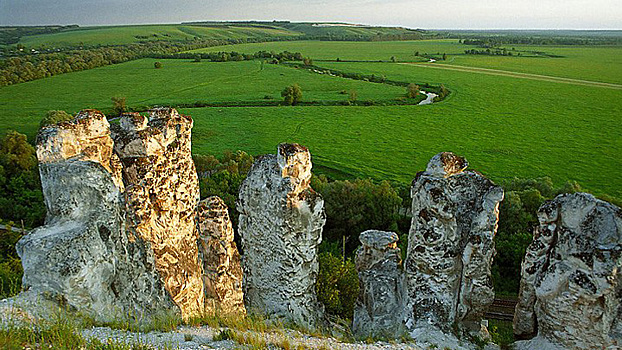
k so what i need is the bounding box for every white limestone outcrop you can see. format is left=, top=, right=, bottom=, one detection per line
left=513, top=193, right=622, bottom=349
left=405, top=152, right=503, bottom=337
left=17, top=110, right=175, bottom=321
left=352, top=230, right=407, bottom=339
left=237, top=143, right=325, bottom=328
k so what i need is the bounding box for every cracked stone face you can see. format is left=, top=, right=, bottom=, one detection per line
left=237, top=143, right=325, bottom=329
left=352, top=230, right=408, bottom=339
left=18, top=110, right=175, bottom=321
left=514, top=192, right=622, bottom=350
left=112, top=108, right=204, bottom=320
left=17, top=108, right=209, bottom=322
left=405, top=152, right=503, bottom=336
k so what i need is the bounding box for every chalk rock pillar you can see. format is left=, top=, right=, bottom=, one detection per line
left=112, top=108, right=204, bottom=320
left=196, top=196, right=245, bottom=316
left=405, top=152, right=503, bottom=334
left=238, top=143, right=325, bottom=328
left=514, top=193, right=622, bottom=350
left=352, top=230, right=407, bottom=339
left=17, top=110, right=174, bottom=320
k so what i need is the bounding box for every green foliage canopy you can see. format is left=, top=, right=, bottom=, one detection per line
left=39, top=110, right=72, bottom=128
left=281, top=83, right=302, bottom=106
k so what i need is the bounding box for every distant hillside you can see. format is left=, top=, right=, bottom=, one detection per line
left=9, top=24, right=300, bottom=48
left=188, top=21, right=430, bottom=40
left=8, top=21, right=432, bottom=49
left=441, top=29, right=622, bottom=45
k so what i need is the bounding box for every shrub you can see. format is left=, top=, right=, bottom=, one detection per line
left=0, top=131, right=45, bottom=228
left=111, top=96, right=127, bottom=116
left=40, top=110, right=73, bottom=128
left=281, top=84, right=302, bottom=106
left=406, top=83, right=420, bottom=98
left=154, top=61, right=162, bottom=69
left=316, top=252, right=359, bottom=320
left=312, top=176, right=401, bottom=255
left=348, top=90, right=358, bottom=103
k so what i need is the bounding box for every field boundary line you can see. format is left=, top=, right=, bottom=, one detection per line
left=399, top=63, right=622, bottom=90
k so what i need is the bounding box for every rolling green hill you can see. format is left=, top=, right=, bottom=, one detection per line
left=17, top=24, right=301, bottom=47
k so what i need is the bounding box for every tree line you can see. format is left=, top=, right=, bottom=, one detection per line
left=0, top=37, right=307, bottom=86
left=156, top=50, right=305, bottom=63
left=460, top=36, right=622, bottom=46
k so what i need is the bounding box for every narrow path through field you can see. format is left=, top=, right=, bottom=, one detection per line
left=399, top=62, right=622, bottom=90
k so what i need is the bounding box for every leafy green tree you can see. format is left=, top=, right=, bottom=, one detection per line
left=40, top=110, right=72, bottom=128
left=111, top=96, right=127, bottom=116
left=316, top=252, right=359, bottom=320
left=0, top=131, right=45, bottom=228
left=281, top=84, right=303, bottom=106
left=312, top=176, right=401, bottom=255
left=407, top=83, right=420, bottom=98
left=348, top=90, right=358, bottom=103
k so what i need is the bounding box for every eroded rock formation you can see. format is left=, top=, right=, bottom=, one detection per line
left=238, top=143, right=325, bottom=328
left=17, top=108, right=208, bottom=321
left=513, top=193, right=622, bottom=350
left=197, top=196, right=245, bottom=316
left=112, top=109, right=204, bottom=320
left=352, top=230, right=407, bottom=339
left=405, top=152, right=503, bottom=335
left=17, top=110, right=175, bottom=320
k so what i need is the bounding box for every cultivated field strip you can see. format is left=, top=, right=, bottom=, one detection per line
left=400, top=62, right=622, bottom=90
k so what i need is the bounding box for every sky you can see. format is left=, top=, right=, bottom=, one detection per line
left=0, top=0, right=620, bottom=30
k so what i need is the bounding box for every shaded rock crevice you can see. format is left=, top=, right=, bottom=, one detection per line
left=196, top=196, right=245, bottom=316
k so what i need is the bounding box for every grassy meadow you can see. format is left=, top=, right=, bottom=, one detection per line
left=1, top=39, right=620, bottom=198
left=17, top=24, right=301, bottom=47
left=0, top=58, right=407, bottom=136
left=190, top=39, right=622, bottom=84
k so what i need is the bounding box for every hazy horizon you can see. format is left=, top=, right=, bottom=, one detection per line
left=1, top=0, right=620, bottom=30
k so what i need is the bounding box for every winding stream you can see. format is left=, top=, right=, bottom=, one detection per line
left=418, top=91, right=438, bottom=105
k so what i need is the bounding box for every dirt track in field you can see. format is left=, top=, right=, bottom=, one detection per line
left=399, top=62, right=622, bottom=90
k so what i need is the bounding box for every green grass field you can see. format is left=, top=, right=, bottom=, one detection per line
left=0, top=59, right=407, bottom=136
left=182, top=62, right=621, bottom=197
left=18, top=24, right=301, bottom=47
left=189, top=40, right=622, bottom=84
left=1, top=39, right=620, bottom=198
left=189, top=39, right=467, bottom=62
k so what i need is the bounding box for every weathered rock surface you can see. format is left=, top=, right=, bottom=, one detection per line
left=405, top=152, right=503, bottom=335
left=352, top=230, right=407, bottom=339
left=17, top=110, right=175, bottom=320
left=196, top=196, right=245, bottom=316
left=513, top=193, right=622, bottom=349
left=111, top=108, right=205, bottom=320
left=238, top=143, right=325, bottom=328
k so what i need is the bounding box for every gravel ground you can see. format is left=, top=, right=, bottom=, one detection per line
left=81, top=325, right=427, bottom=349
